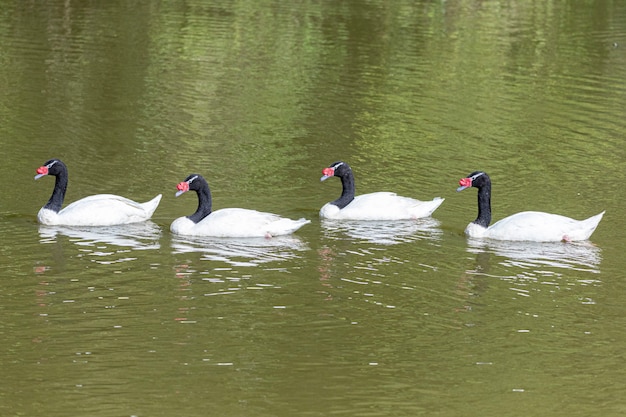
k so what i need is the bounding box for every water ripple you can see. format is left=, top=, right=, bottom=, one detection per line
left=38, top=221, right=162, bottom=251
left=321, top=218, right=443, bottom=245
left=171, top=234, right=309, bottom=267
left=466, top=238, right=602, bottom=277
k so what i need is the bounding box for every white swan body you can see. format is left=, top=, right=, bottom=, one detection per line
left=320, top=192, right=444, bottom=220
left=37, top=194, right=162, bottom=226
left=35, top=159, right=161, bottom=226
left=320, top=161, right=444, bottom=221
left=171, top=208, right=310, bottom=237
left=458, top=171, right=604, bottom=242
left=170, top=174, right=310, bottom=238
left=464, top=210, right=605, bottom=242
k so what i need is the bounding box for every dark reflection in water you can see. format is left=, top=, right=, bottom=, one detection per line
left=320, top=217, right=443, bottom=245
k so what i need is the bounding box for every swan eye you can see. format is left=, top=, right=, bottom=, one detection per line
left=47, top=160, right=57, bottom=169
left=332, top=162, right=344, bottom=169
left=470, top=172, right=484, bottom=181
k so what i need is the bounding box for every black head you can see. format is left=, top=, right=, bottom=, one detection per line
left=176, top=174, right=207, bottom=196
left=457, top=171, right=490, bottom=191
left=35, top=159, right=67, bottom=179
left=320, top=161, right=352, bottom=181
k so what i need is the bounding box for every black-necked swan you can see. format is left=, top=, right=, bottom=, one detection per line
left=170, top=174, right=310, bottom=238
left=319, top=161, right=444, bottom=220
left=34, top=159, right=162, bottom=226
left=457, top=171, right=605, bottom=242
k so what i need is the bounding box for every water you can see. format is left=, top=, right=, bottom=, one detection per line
left=1, top=1, right=626, bottom=416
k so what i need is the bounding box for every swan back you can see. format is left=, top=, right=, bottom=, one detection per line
left=465, top=210, right=605, bottom=242
left=171, top=208, right=310, bottom=238
left=320, top=192, right=444, bottom=220
left=38, top=194, right=163, bottom=226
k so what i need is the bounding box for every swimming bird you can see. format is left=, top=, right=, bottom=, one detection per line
left=170, top=174, right=310, bottom=238
left=34, top=159, right=161, bottom=226
left=457, top=171, right=604, bottom=242
left=319, top=161, right=444, bottom=220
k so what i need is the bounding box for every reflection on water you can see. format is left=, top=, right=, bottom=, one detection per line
left=455, top=239, right=604, bottom=333
left=466, top=238, right=602, bottom=275
left=38, top=221, right=162, bottom=251
left=464, top=239, right=603, bottom=298
left=171, top=234, right=309, bottom=267
left=321, top=218, right=443, bottom=245
left=171, top=235, right=310, bottom=300
left=315, top=222, right=442, bottom=311
left=38, top=222, right=161, bottom=267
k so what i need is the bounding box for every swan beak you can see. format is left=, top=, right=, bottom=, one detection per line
left=320, top=167, right=335, bottom=181
left=175, top=181, right=190, bottom=197
left=457, top=177, right=472, bottom=192
left=35, top=166, right=49, bottom=180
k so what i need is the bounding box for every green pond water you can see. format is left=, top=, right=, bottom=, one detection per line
left=1, top=1, right=626, bottom=416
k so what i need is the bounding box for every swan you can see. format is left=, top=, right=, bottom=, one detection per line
left=34, top=159, right=162, bottom=226
left=170, top=174, right=310, bottom=238
left=319, top=161, right=444, bottom=220
left=457, top=171, right=605, bottom=242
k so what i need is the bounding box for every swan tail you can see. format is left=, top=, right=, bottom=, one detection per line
left=581, top=210, right=605, bottom=238
left=267, top=218, right=310, bottom=236
left=141, top=194, right=163, bottom=218
left=567, top=210, right=605, bottom=241
left=411, top=197, right=445, bottom=219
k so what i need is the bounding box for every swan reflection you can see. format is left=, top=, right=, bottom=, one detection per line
left=321, top=218, right=443, bottom=245
left=171, top=235, right=309, bottom=266
left=38, top=221, right=162, bottom=250
left=466, top=238, right=602, bottom=274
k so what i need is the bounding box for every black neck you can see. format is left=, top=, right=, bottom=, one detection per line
left=44, top=169, right=68, bottom=213
left=331, top=169, right=355, bottom=209
left=188, top=181, right=213, bottom=224
left=474, top=181, right=492, bottom=227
